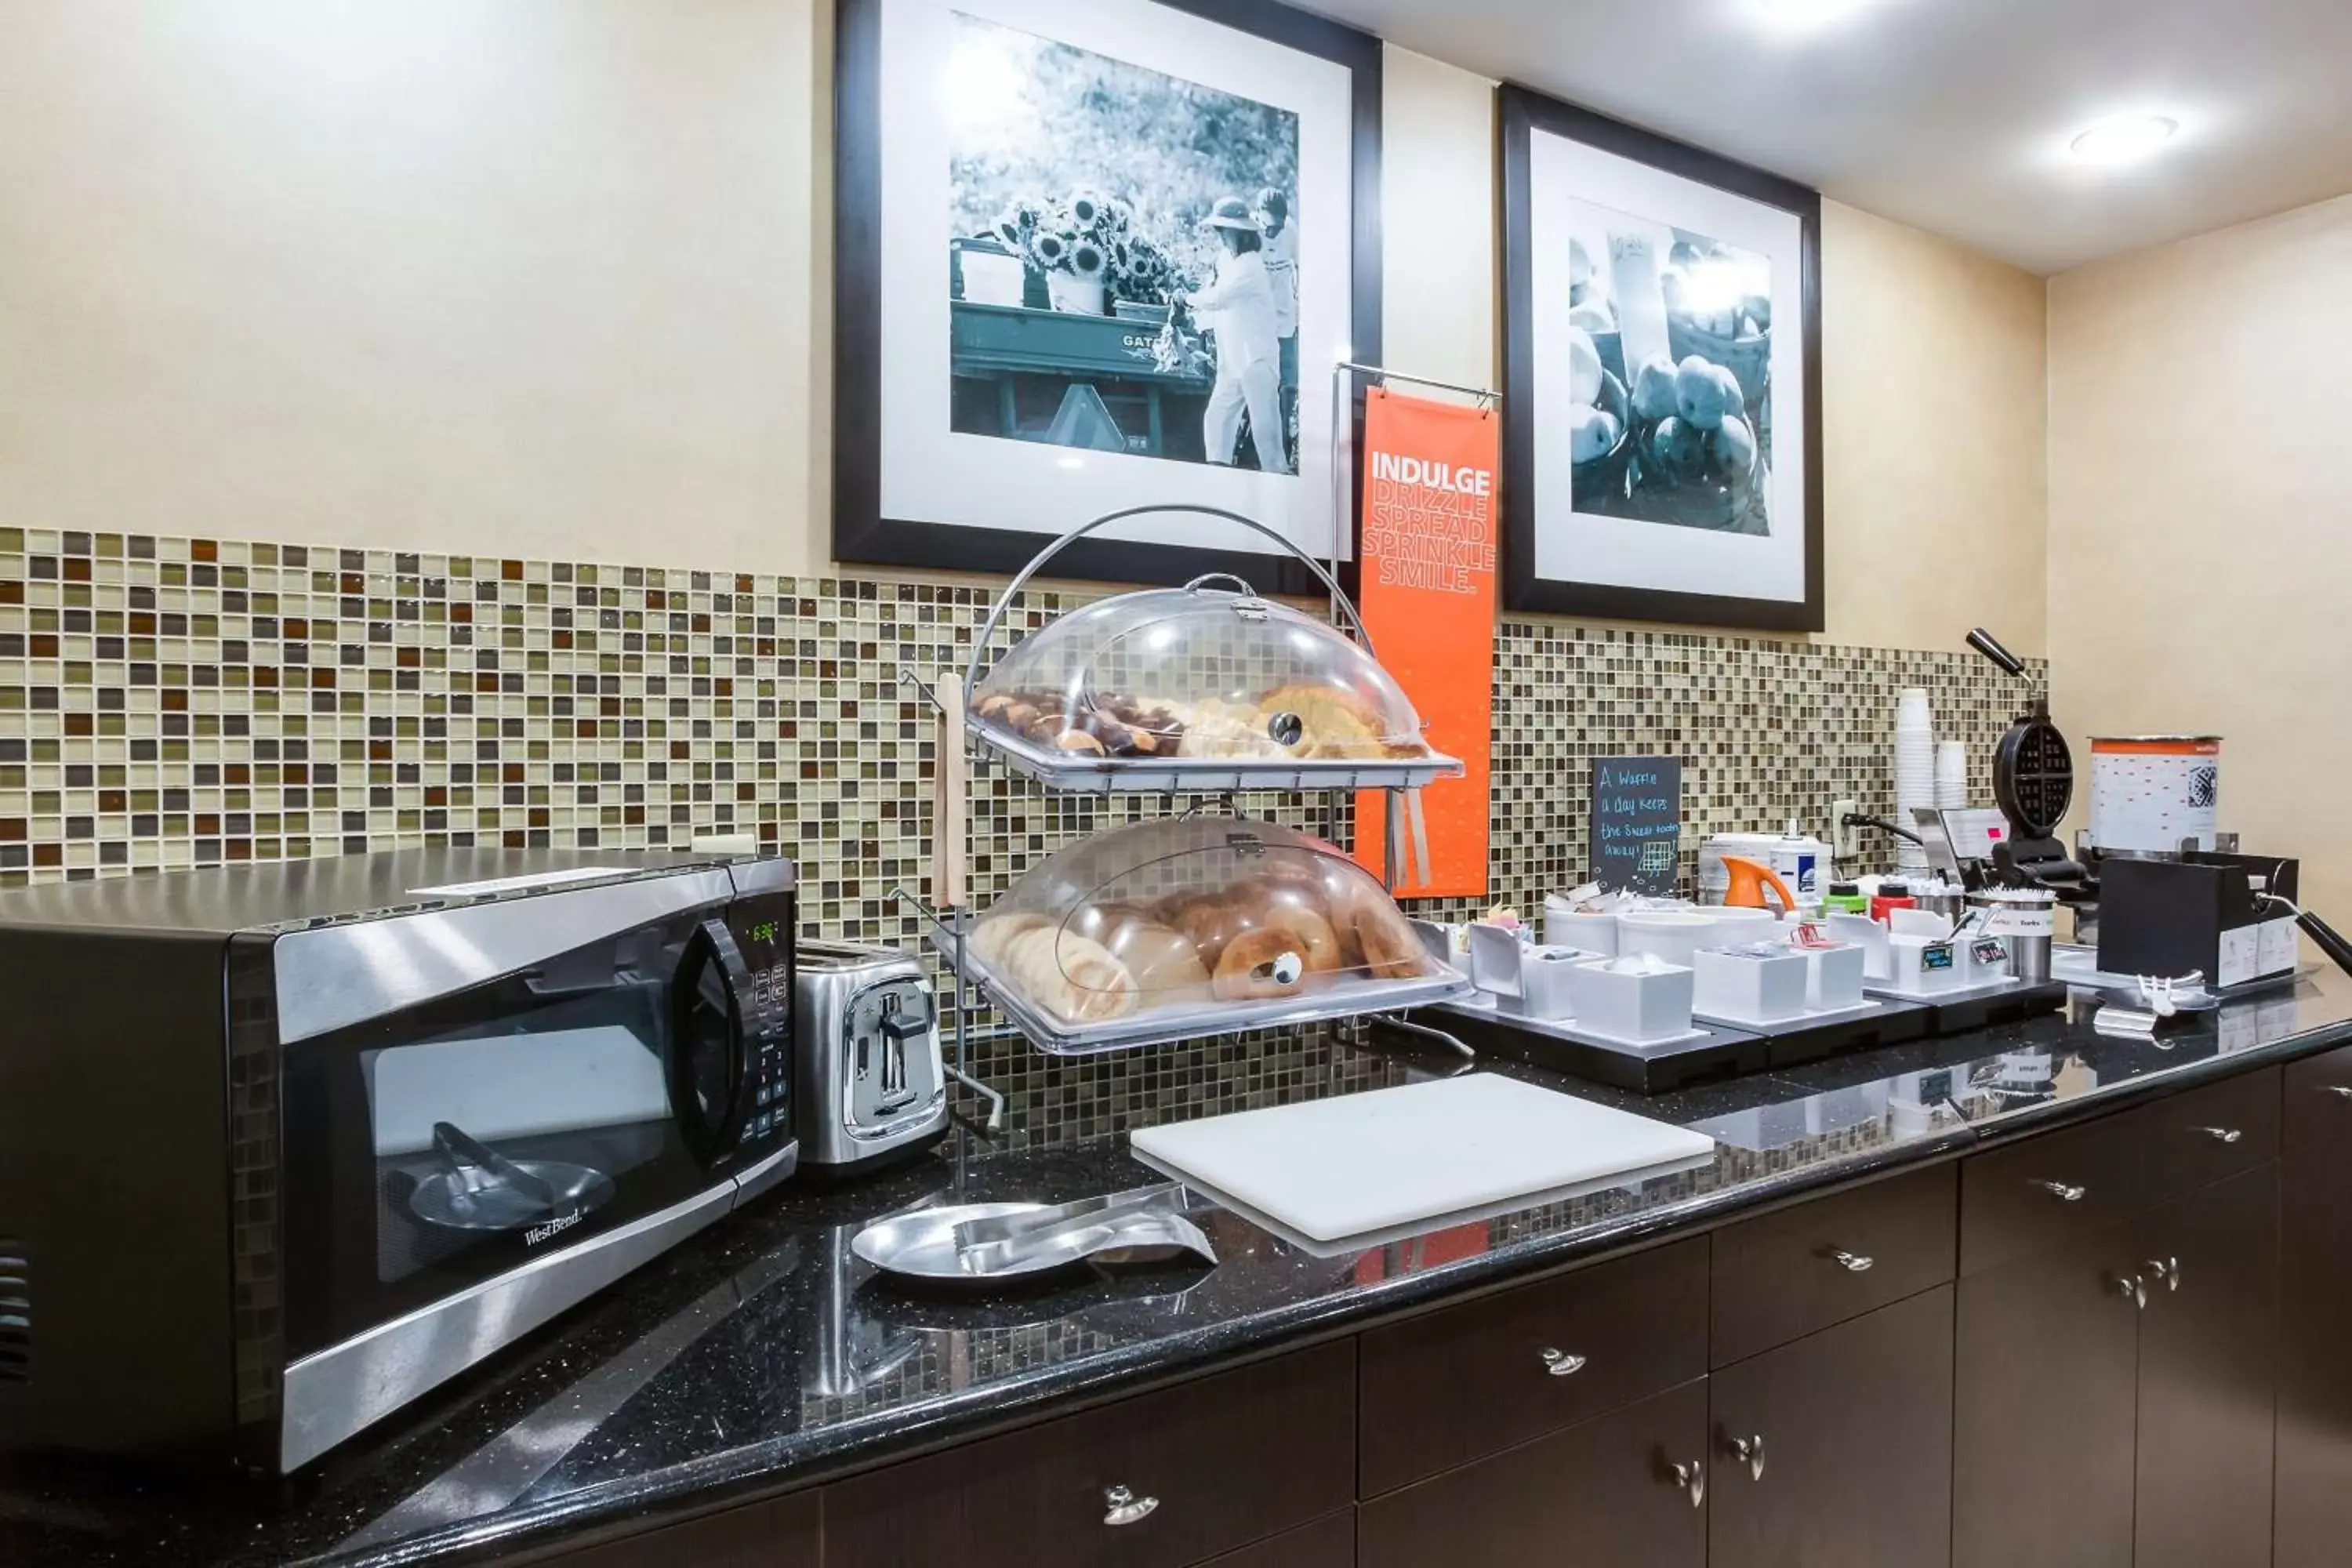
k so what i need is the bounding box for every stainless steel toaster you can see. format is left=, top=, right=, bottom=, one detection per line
left=793, top=942, right=948, bottom=1171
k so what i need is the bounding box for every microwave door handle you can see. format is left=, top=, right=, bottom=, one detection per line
left=680, top=919, right=757, bottom=1160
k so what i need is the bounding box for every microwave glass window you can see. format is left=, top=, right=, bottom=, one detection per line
left=361, top=987, right=673, bottom=1286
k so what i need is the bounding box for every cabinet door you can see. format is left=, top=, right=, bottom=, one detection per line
left=1708, top=1286, right=1953, bottom=1568
left=2279, top=1054, right=2352, bottom=1568
left=1952, top=1219, right=2140, bottom=1568
left=1358, top=1380, right=1706, bottom=1568
left=824, top=1342, right=1355, bottom=1568
left=1199, top=1510, right=1354, bottom=1568
left=2132, top=1163, right=2278, bottom=1568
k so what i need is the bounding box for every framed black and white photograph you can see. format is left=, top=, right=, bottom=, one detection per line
left=835, top=0, right=1381, bottom=586
left=1501, top=85, right=1823, bottom=630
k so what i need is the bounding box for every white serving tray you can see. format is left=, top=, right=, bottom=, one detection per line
left=969, top=718, right=1465, bottom=797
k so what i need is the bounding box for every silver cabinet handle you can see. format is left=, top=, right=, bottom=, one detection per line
left=2195, top=1126, right=2245, bottom=1144
left=1540, top=1348, right=1588, bottom=1377
left=2036, top=1180, right=2088, bottom=1202
left=1827, top=1249, right=1875, bottom=1273
left=2115, top=1273, right=2147, bottom=1310
left=1102, top=1486, right=1159, bottom=1526
left=1727, top=1433, right=1766, bottom=1482
left=2143, top=1256, right=2181, bottom=1292
left=2321, top=1086, right=2352, bottom=1101
left=1669, top=1459, right=1707, bottom=1508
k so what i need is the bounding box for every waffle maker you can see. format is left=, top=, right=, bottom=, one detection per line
left=1965, top=629, right=2095, bottom=900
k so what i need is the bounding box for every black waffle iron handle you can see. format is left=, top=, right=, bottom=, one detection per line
left=1969, top=627, right=2028, bottom=680
left=2296, top=909, right=2352, bottom=980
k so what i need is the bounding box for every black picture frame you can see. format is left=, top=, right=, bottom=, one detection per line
left=833, top=0, right=1382, bottom=593
left=1499, top=82, right=1824, bottom=632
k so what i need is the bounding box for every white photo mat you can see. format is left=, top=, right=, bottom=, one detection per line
left=872, top=0, right=1359, bottom=564
left=1526, top=126, right=1809, bottom=607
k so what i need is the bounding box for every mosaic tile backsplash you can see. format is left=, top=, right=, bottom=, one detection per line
left=0, top=526, right=2042, bottom=1141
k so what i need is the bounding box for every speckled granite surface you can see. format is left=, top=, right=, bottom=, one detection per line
left=5, top=974, right=2347, bottom=1568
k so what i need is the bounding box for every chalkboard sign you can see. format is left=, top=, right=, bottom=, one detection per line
left=1591, top=756, right=1683, bottom=895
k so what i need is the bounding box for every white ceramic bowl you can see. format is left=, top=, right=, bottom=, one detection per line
left=1545, top=906, right=1621, bottom=956
left=1619, top=911, right=1723, bottom=969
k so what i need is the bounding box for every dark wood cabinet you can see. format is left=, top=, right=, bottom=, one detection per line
left=2280, top=1047, right=2352, bottom=1568
left=2132, top=1164, right=2278, bottom=1568
left=1960, top=1111, right=2142, bottom=1276
left=1708, top=1286, right=1955, bottom=1568
left=824, top=1341, right=1355, bottom=1568
left=2127, top=1067, right=2279, bottom=1207
left=496, top=1058, right=2326, bottom=1568
left=1358, top=1379, right=1707, bottom=1568
left=1953, top=1218, right=2141, bottom=1568
left=1199, top=1510, right=1355, bottom=1568
left=1710, top=1163, right=1955, bottom=1367
left=1356, top=1238, right=1706, bottom=1495
left=521, top=1493, right=819, bottom=1567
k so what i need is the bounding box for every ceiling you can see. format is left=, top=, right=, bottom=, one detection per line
left=1296, top=0, right=2352, bottom=274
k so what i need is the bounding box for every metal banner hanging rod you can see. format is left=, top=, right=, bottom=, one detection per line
left=1334, top=361, right=1501, bottom=407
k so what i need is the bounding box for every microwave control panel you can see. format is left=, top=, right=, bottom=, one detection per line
left=728, top=894, right=796, bottom=1145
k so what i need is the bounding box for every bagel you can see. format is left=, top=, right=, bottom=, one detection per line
left=1162, top=891, right=1266, bottom=968
left=1256, top=897, right=1344, bottom=974
left=967, top=913, right=1050, bottom=966
left=1213, top=927, right=1311, bottom=1002
left=1000, top=924, right=1138, bottom=1024
left=1104, top=918, right=1213, bottom=996
left=1336, top=892, right=1427, bottom=980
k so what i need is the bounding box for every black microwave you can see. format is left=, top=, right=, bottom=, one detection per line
left=0, top=850, right=797, bottom=1474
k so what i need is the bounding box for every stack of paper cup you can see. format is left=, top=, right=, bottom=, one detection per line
left=1894, top=689, right=1935, bottom=873
left=1935, top=741, right=1969, bottom=810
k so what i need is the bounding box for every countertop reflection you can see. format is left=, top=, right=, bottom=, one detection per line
left=6, top=974, right=2348, bottom=1568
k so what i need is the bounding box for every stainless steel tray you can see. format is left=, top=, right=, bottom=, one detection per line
left=930, top=918, right=1474, bottom=1056
left=851, top=1199, right=1214, bottom=1283
left=967, top=717, right=1465, bottom=797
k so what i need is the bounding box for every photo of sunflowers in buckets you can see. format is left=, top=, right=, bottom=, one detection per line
left=1565, top=204, right=1775, bottom=537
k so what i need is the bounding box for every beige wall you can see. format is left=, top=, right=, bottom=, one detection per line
left=2049, top=193, right=2352, bottom=916
left=0, top=0, right=836, bottom=576
left=1821, top=201, right=2048, bottom=655
left=0, top=11, right=2044, bottom=652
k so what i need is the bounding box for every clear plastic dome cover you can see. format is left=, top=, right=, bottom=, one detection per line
left=968, top=578, right=1443, bottom=766
left=962, top=817, right=1463, bottom=1049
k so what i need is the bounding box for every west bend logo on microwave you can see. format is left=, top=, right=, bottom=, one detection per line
left=526, top=1210, right=586, bottom=1247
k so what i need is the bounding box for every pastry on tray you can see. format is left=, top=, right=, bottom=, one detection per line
left=967, top=835, right=1439, bottom=1029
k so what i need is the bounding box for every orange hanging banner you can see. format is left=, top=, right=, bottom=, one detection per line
left=1354, top=387, right=1498, bottom=898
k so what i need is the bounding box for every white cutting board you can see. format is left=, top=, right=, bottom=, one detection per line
left=1130, top=1074, right=1717, bottom=1250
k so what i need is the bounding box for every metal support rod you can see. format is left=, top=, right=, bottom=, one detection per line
left=890, top=886, right=1005, bottom=1134
left=897, top=666, right=947, bottom=716
left=1334, top=360, right=1501, bottom=407
left=1377, top=1013, right=1475, bottom=1062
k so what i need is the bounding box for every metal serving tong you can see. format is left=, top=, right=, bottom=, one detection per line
left=948, top=1183, right=1210, bottom=1278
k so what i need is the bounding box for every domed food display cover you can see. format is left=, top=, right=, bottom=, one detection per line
left=966, top=575, right=1464, bottom=793
left=955, top=818, right=1469, bottom=1054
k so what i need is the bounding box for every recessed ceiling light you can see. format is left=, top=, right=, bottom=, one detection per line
left=1756, top=0, right=1871, bottom=26
left=2070, top=114, right=2180, bottom=166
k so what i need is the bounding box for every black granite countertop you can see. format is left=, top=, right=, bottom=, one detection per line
left=8, top=971, right=2350, bottom=1568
